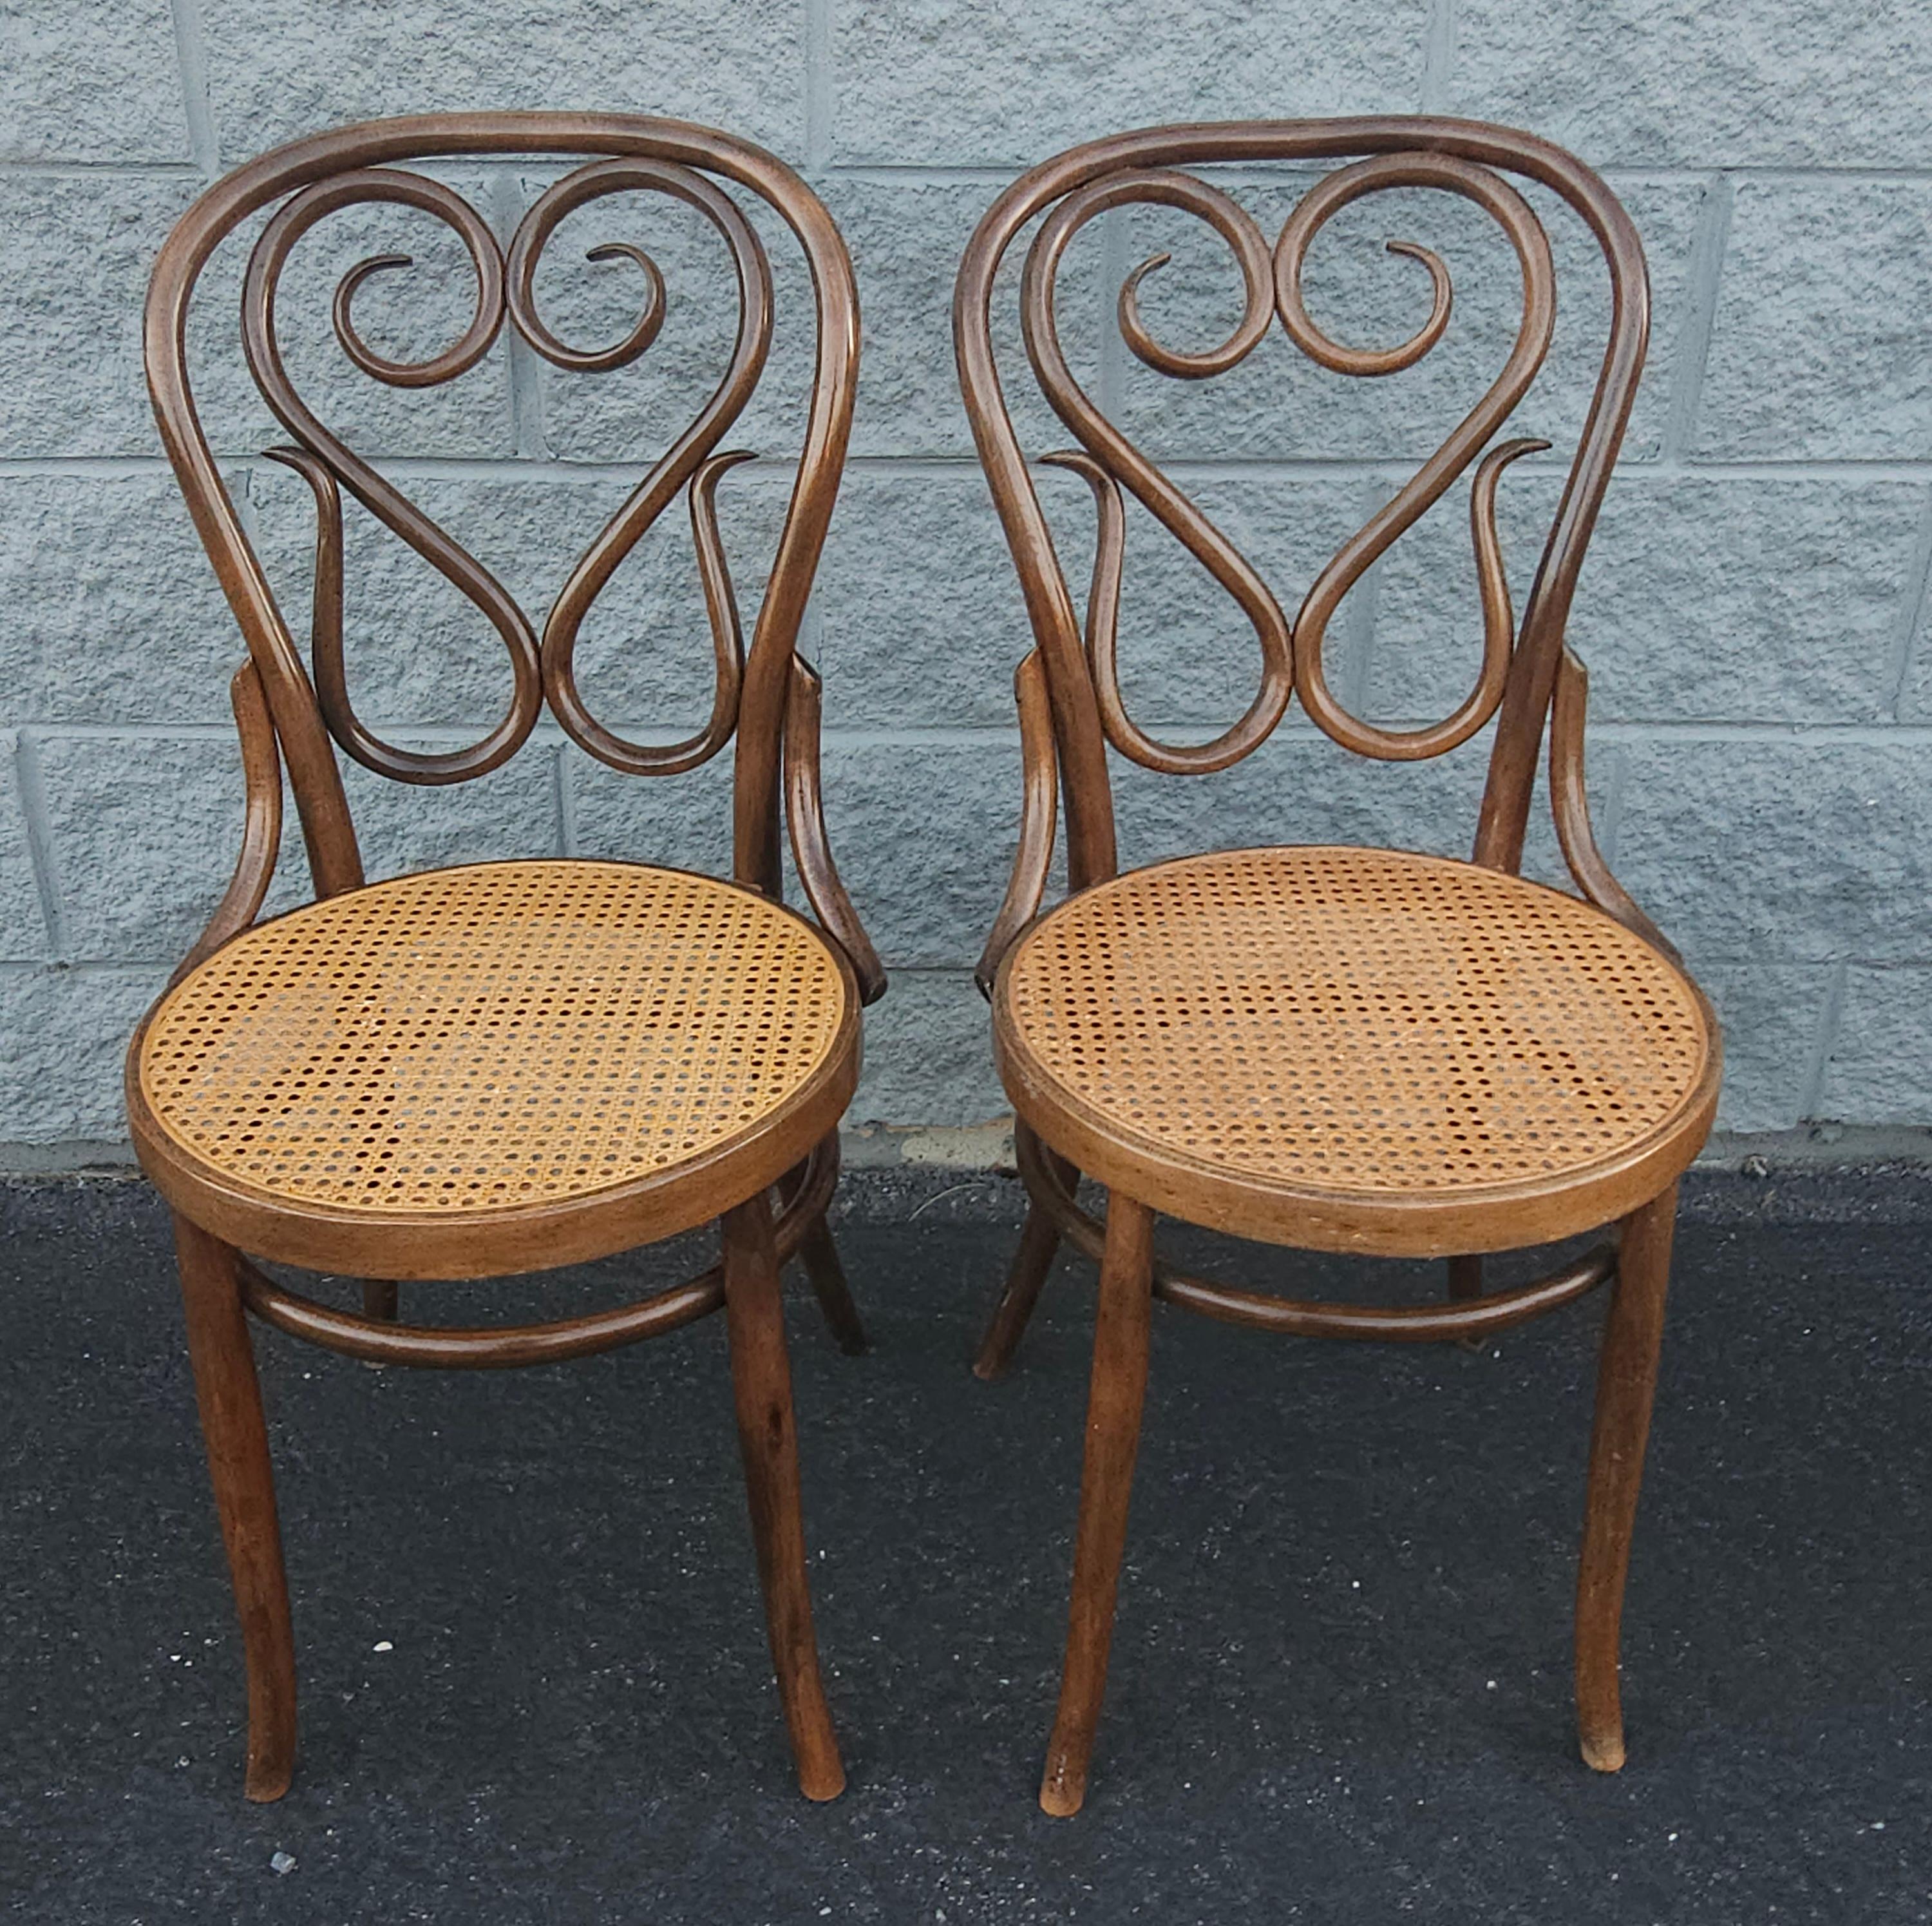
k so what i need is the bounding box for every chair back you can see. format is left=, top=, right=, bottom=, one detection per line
left=953, top=118, right=1648, bottom=891
left=147, top=113, right=859, bottom=906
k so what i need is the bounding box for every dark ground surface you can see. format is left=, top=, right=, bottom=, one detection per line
left=3, top=1172, right=1930, bottom=1924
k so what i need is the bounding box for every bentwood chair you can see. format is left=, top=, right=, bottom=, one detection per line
left=131, top=114, right=884, bottom=1803
left=955, top=119, right=1721, bottom=1814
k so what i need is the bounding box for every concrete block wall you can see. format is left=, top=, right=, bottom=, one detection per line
left=3, top=0, right=1931, bottom=1149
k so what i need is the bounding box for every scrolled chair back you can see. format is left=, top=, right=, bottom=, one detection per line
left=953, top=117, right=1658, bottom=971
left=146, top=112, right=878, bottom=996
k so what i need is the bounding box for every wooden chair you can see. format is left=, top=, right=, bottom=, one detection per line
left=954, top=120, right=1720, bottom=1815
left=131, top=114, right=884, bottom=1804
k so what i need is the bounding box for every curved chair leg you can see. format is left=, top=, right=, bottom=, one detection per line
left=173, top=1210, right=297, bottom=1802
left=973, top=1198, right=1063, bottom=1380
left=1575, top=1180, right=1677, bottom=1773
left=797, top=1212, right=868, bottom=1355
left=1040, top=1191, right=1155, bottom=1817
left=721, top=1191, right=846, bottom=1801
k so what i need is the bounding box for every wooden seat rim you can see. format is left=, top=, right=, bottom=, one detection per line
left=127, top=859, right=862, bottom=1281
left=993, top=846, right=1721, bottom=1259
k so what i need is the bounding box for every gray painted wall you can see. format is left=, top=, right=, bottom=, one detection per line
left=3, top=0, right=1929, bottom=1149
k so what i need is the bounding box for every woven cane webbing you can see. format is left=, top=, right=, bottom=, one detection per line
left=1000, top=846, right=1710, bottom=1194
left=140, top=861, right=848, bottom=1213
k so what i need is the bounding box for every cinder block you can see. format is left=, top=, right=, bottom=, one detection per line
left=1888, top=602, right=1932, bottom=725
left=1, top=734, right=50, bottom=961
left=1817, top=966, right=1932, bottom=1123
left=34, top=734, right=255, bottom=960
left=1446, top=0, right=1932, bottom=168
left=1110, top=720, right=1493, bottom=872
left=829, top=0, right=1430, bottom=166
left=816, top=733, right=1022, bottom=968
left=0, top=1, right=192, bottom=163
left=812, top=466, right=1092, bottom=730
left=815, top=464, right=1383, bottom=735
left=565, top=743, right=737, bottom=879
left=0, top=175, right=201, bottom=457
left=0, top=964, right=162, bottom=1142
left=0, top=475, right=239, bottom=726
left=1368, top=474, right=1926, bottom=727
left=34, top=730, right=560, bottom=959
left=1615, top=738, right=1932, bottom=967
left=1696, top=962, right=1833, bottom=1133
left=851, top=968, right=1003, bottom=1126
left=826, top=173, right=1110, bottom=461
left=1696, top=180, right=1932, bottom=462
left=198, top=0, right=806, bottom=160
left=337, top=740, right=564, bottom=879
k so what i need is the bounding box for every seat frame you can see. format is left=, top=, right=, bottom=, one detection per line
left=953, top=117, right=1721, bottom=1814
left=137, top=113, right=884, bottom=1802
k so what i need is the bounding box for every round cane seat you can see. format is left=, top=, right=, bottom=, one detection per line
left=129, top=861, right=860, bottom=1275
left=993, top=846, right=1719, bottom=1255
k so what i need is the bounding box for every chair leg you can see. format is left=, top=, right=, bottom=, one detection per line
left=172, top=1211, right=297, bottom=1802
left=720, top=1191, right=846, bottom=1801
left=1447, top=1254, right=1483, bottom=1300
left=1575, top=1179, right=1677, bottom=1773
left=972, top=1199, right=1063, bottom=1380
left=361, top=1281, right=399, bottom=1322
left=797, top=1212, right=868, bottom=1356
left=1039, top=1191, right=1155, bottom=1817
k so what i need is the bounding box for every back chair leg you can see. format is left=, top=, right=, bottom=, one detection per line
left=1039, top=1191, right=1155, bottom=1816
left=1447, top=1254, right=1483, bottom=1300
left=173, top=1211, right=298, bottom=1802
left=797, top=1212, right=868, bottom=1355
left=721, top=1191, right=846, bottom=1801
left=972, top=1199, right=1063, bottom=1380
left=361, top=1281, right=399, bottom=1322
left=1575, top=1179, right=1678, bottom=1773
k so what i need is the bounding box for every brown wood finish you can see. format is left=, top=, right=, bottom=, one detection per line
left=173, top=1212, right=296, bottom=1802
left=1576, top=1180, right=1677, bottom=1772
left=1039, top=1192, right=1153, bottom=1817
left=721, top=1192, right=847, bottom=1802
left=954, top=119, right=1718, bottom=1813
left=972, top=1198, right=1064, bottom=1382
left=133, top=114, right=881, bottom=1802
left=797, top=1212, right=870, bottom=1358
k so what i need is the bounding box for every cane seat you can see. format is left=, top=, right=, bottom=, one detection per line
left=129, top=859, right=860, bottom=1275
left=992, top=846, right=1719, bottom=1257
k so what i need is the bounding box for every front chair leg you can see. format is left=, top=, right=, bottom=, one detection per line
left=797, top=1212, right=868, bottom=1356
left=173, top=1211, right=297, bottom=1802
left=1040, top=1190, right=1155, bottom=1816
left=1575, top=1179, right=1678, bottom=1773
left=721, top=1191, right=846, bottom=1801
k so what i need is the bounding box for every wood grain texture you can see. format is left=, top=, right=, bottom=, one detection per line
left=1040, top=1192, right=1155, bottom=1817
left=722, top=1192, right=847, bottom=1800
left=1576, top=1181, right=1678, bottom=1772
left=173, top=1212, right=296, bottom=1802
